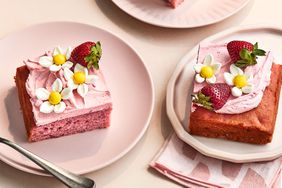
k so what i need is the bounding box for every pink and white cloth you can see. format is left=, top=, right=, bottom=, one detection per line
left=150, top=133, right=282, bottom=188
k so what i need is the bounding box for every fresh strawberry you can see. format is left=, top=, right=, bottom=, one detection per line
left=227, top=40, right=266, bottom=68
left=227, top=41, right=253, bottom=62
left=70, top=41, right=102, bottom=69
left=192, top=83, right=231, bottom=110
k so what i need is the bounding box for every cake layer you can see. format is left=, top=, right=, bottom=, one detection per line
left=29, top=108, right=111, bottom=142
left=189, top=64, right=282, bottom=144
left=15, top=66, right=112, bottom=142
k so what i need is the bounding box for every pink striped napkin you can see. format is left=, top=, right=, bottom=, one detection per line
left=150, top=133, right=282, bottom=188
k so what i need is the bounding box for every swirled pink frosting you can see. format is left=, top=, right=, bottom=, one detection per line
left=192, top=42, right=274, bottom=114
left=25, top=53, right=112, bottom=126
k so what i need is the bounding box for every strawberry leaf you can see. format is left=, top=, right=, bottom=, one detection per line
left=253, top=42, right=258, bottom=50
left=91, top=46, right=98, bottom=54
left=93, top=61, right=99, bottom=69
left=192, top=92, right=213, bottom=110
left=87, top=62, right=92, bottom=69
left=84, top=41, right=102, bottom=70
left=235, top=60, right=249, bottom=68
left=85, top=56, right=92, bottom=62
left=235, top=42, right=266, bottom=68
left=96, top=42, right=102, bottom=54
left=253, top=49, right=266, bottom=56
left=239, top=48, right=251, bottom=60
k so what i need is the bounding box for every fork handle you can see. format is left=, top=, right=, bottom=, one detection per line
left=0, top=138, right=95, bottom=188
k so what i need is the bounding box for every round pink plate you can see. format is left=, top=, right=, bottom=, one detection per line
left=0, top=22, right=154, bottom=175
left=112, top=0, right=250, bottom=28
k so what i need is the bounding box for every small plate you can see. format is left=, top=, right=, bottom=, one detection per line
left=167, top=25, right=282, bottom=163
left=112, top=0, right=250, bottom=28
left=0, top=22, right=154, bottom=175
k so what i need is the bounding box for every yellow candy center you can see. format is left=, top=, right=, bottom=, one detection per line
left=73, top=72, right=86, bottom=84
left=200, top=66, right=214, bottom=78
left=53, top=54, right=66, bottom=65
left=233, top=75, right=247, bottom=88
left=48, top=91, right=62, bottom=105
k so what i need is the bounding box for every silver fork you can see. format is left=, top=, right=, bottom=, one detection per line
left=0, top=137, right=95, bottom=188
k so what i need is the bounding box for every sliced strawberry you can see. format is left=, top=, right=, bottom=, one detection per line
left=70, top=41, right=102, bottom=69
left=227, top=40, right=266, bottom=68
left=192, top=83, right=231, bottom=110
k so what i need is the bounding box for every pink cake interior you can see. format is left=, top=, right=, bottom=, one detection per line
left=29, top=106, right=112, bottom=142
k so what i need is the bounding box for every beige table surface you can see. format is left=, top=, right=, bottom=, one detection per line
left=0, top=0, right=282, bottom=187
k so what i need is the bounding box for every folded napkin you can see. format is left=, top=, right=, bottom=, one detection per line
left=150, top=133, right=282, bottom=188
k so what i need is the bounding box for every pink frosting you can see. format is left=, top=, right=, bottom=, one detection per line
left=25, top=54, right=112, bottom=126
left=193, top=42, right=274, bottom=114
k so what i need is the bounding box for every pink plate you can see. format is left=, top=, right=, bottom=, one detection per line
left=0, top=22, right=154, bottom=175
left=112, top=0, right=250, bottom=28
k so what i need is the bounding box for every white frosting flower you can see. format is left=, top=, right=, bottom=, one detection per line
left=39, top=46, right=73, bottom=72
left=63, top=63, right=99, bottom=98
left=35, top=78, right=72, bottom=113
left=224, top=64, right=254, bottom=97
left=193, top=54, right=221, bottom=84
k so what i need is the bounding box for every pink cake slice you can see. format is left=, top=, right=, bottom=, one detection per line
left=167, top=0, right=184, bottom=8
left=188, top=42, right=281, bottom=144
left=16, top=66, right=112, bottom=142
left=15, top=44, right=112, bottom=142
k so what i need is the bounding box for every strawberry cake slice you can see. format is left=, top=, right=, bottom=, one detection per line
left=167, top=0, right=184, bottom=8
left=189, top=40, right=282, bottom=144
left=15, top=41, right=112, bottom=142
